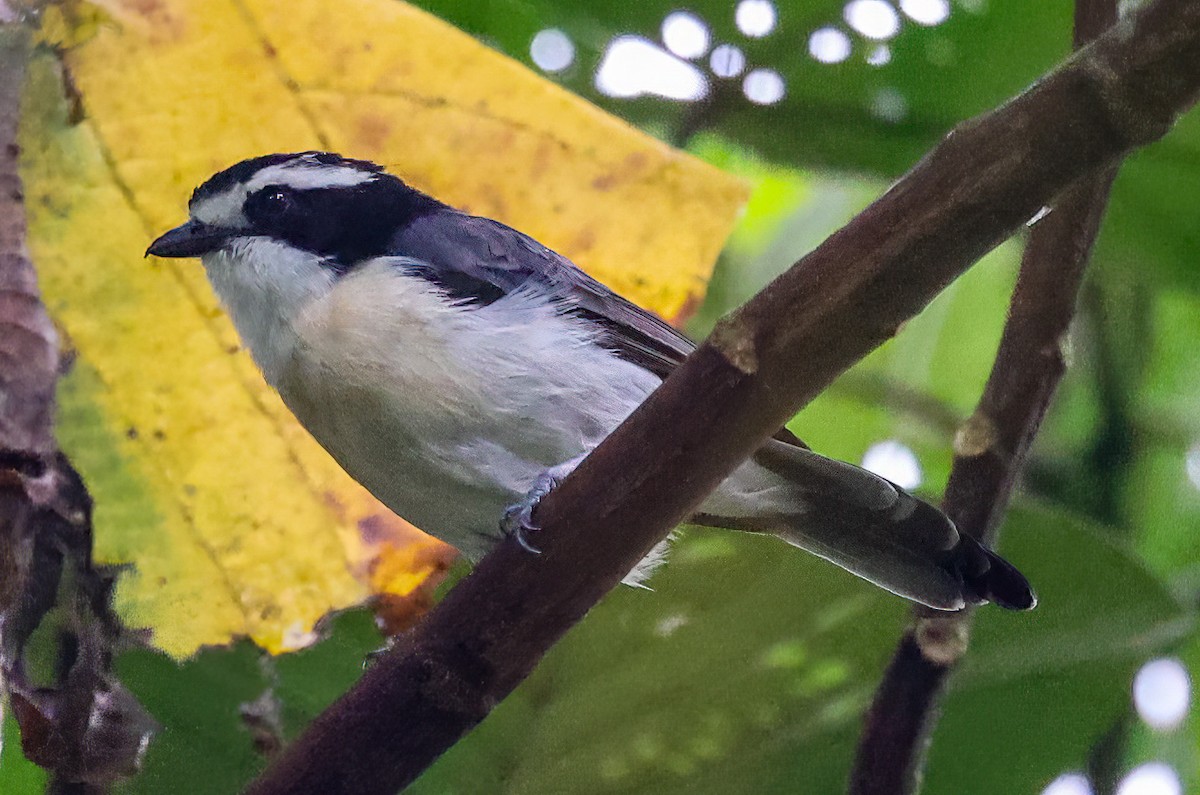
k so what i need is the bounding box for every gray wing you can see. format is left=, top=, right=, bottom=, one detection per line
left=390, top=210, right=695, bottom=378
left=391, top=210, right=809, bottom=449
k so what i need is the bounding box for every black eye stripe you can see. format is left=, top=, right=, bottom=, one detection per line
left=244, top=185, right=296, bottom=219
left=237, top=179, right=441, bottom=270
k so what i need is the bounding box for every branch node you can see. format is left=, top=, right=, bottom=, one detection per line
left=708, top=314, right=759, bottom=375
left=1087, top=64, right=1172, bottom=149
left=952, top=410, right=1000, bottom=458
left=1080, top=15, right=1197, bottom=148
left=914, top=615, right=970, bottom=666
left=410, top=643, right=499, bottom=721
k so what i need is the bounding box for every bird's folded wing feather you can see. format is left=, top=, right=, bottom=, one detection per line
left=391, top=211, right=697, bottom=378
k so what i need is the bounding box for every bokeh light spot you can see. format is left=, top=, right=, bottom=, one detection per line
left=844, top=0, right=902, bottom=40
left=596, top=36, right=708, bottom=101
left=809, top=27, right=852, bottom=64
left=861, top=440, right=922, bottom=489
left=654, top=613, right=689, bottom=637
left=901, top=0, right=952, bottom=25
left=1042, top=773, right=1094, bottom=795
left=662, top=10, right=711, bottom=59
left=530, top=29, right=575, bottom=73
left=743, top=68, right=786, bottom=105
left=710, top=43, right=746, bottom=77
left=1133, top=658, right=1191, bottom=731
left=867, top=44, right=892, bottom=66
left=870, top=87, right=908, bottom=122
left=1115, top=763, right=1182, bottom=795
left=736, top=0, right=777, bottom=37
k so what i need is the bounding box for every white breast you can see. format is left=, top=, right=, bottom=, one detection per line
left=201, top=238, right=338, bottom=386
left=264, top=259, right=662, bottom=558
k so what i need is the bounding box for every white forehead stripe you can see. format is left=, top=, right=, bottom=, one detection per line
left=190, top=160, right=376, bottom=227
left=247, top=163, right=377, bottom=192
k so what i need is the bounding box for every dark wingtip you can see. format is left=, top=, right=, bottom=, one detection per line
left=955, top=534, right=1037, bottom=611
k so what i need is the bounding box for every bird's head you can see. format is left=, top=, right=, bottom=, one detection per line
left=147, top=152, right=444, bottom=381
left=147, top=151, right=437, bottom=268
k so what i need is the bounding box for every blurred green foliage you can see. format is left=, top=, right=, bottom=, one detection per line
left=1, top=710, right=46, bottom=792
left=410, top=507, right=1187, bottom=795
left=7, top=0, right=1200, bottom=793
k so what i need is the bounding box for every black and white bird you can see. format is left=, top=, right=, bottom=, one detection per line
left=147, top=151, right=1035, bottom=611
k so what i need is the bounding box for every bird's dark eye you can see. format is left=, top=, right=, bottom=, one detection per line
left=246, top=185, right=295, bottom=223
left=262, top=189, right=292, bottom=216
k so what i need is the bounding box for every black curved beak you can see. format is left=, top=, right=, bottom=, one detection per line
left=146, top=220, right=231, bottom=258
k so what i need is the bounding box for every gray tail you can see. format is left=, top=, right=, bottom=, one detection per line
left=695, top=438, right=1036, bottom=612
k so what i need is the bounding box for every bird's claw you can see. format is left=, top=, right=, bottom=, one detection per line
left=501, top=471, right=560, bottom=555
left=502, top=502, right=543, bottom=554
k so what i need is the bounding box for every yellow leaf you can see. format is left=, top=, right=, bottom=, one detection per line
left=20, top=0, right=749, bottom=657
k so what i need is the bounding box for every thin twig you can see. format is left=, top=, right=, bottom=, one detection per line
left=847, top=1, right=1121, bottom=793
left=245, top=2, right=1200, bottom=793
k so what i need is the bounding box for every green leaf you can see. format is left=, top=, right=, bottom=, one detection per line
left=113, top=642, right=269, bottom=794
left=272, top=610, right=386, bottom=739
left=0, top=706, right=48, bottom=794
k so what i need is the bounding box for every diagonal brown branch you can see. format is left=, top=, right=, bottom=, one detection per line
left=245, top=1, right=1200, bottom=793
left=847, top=1, right=1122, bottom=793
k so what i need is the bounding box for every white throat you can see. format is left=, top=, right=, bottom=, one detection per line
left=202, top=237, right=336, bottom=386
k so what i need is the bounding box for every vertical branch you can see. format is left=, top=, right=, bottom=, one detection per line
left=0, top=26, right=155, bottom=791
left=847, top=1, right=1120, bottom=793
left=0, top=20, right=55, bottom=456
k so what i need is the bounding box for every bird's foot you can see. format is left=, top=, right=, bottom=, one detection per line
left=501, top=471, right=558, bottom=555
left=500, top=456, right=585, bottom=555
